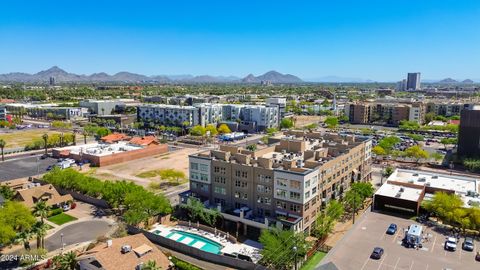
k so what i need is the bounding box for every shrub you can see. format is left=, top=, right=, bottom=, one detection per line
left=48, top=208, right=63, bottom=217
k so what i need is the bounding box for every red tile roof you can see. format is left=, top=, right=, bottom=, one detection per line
left=129, top=136, right=158, bottom=146
left=101, top=133, right=130, bottom=143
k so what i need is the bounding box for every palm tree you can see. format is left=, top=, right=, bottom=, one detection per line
left=42, top=133, right=49, bottom=156
left=72, top=132, right=76, bottom=146
left=52, top=251, right=77, bottom=270
left=15, top=231, right=32, bottom=250
left=82, top=131, right=88, bottom=144
left=143, top=260, right=162, bottom=270
left=33, top=222, right=48, bottom=249
left=33, top=200, right=51, bottom=224
left=0, top=138, right=6, bottom=161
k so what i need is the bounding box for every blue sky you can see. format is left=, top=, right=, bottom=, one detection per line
left=1, top=0, right=479, bottom=81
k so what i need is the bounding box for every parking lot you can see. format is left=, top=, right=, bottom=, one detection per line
left=0, top=155, right=57, bottom=181
left=320, top=210, right=479, bottom=270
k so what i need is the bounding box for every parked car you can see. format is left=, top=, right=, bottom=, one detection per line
left=462, top=237, right=475, bottom=251
left=476, top=252, right=480, bottom=261
left=386, top=223, right=397, bottom=235
left=370, top=247, right=384, bottom=259
left=62, top=204, right=71, bottom=211
left=444, top=237, right=457, bottom=251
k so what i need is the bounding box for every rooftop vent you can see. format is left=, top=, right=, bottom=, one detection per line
left=418, top=177, right=426, bottom=182
left=413, top=173, right=419, bottom=176
left=395, top=193, right=402, bottom=198
left=399, top=188, right=405, bottom=192
left=432, top=175, right=438, bottom=179
left=121, top=245, right=132, bottom=254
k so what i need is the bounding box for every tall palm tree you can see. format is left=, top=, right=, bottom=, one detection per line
left=33, top=200, right=51, bottom=224
left=0, top=138, right=6, bottom=161
left=82, top=131, right=88, bottom=144
left=33, top=222, right=48, bottom=249
left=143, top=260, right=162, bottom=270
left=15, top=231, right=32, bottom=250
left=42, top=133, right=49, bottom=156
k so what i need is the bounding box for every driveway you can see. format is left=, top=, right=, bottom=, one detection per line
left=45, top=220, right=112, bottom=251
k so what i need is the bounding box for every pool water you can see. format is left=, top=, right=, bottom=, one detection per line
left=162, top=230, right=223, bottom=254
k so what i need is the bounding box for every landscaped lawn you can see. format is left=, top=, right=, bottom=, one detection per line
left=47, top=213, right=78, bottom=225
left=301, top=251, right=327, bottom=270
left=0, top=129, right=61, bottom=149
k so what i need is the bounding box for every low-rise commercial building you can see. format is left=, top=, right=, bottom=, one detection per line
left=373, top=169, right=480, bottom=215
left=79, top=99, right=126, bottom=116
left=52, top=134, right=168, bottom=167
left=181, top=131, right=372, bottom=235
left=5, top=103, right=87, bottom=120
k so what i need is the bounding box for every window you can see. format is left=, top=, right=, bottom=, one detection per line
left=305, top=180, right=311, bottom=188
left=214, top=198, right=226, bottom=206
left=290, top=180, right=301, bottom=189
left=214, top=176, right=226, bottom=184
left=190, top=162, right=199, bottom=170
left=312, top=187, right=317, bottom=195
left=199, top=164, right=209, bottom=172
left=235, top=180, right=247, bottom=188
left=304, top=191, right=310, bottom=199
left=304, top=201, right=310, bottom=211
left=214, top=186, right=226, bottom=195
left=191, top=182, right=198, bottom=189
left=257, top=196, right=272, bottom=205
left=235, top=170, right=241, bottom=177
left=290, top=191, right=301, bottom=200
left=276, top=189, right=287, bottom=198
left=200, top=174, right=209, bottom=182
left=276, top=178, right=287, bottom=187
left=242, top=171, right=248, bottom=178
left=276, top=201, right=287, bottom=209
left=190, top=172, right=200, bottom=180
left=290, top=204, right=300, bottom=213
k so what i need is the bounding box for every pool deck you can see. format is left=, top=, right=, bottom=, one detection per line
left=150, top=223, right=262, bottom=263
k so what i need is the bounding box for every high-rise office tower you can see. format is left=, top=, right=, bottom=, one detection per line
left=406, top=73, right=421, bottom=91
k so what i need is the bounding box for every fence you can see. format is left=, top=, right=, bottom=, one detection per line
left=127, top=225, right=268, bottom=270
left=177, top=220, right=237, bottom=243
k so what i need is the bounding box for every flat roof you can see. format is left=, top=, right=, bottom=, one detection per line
left=388, top=169, right=479, bottom=195
left=57, top=142, right=143, bottom=157
left=375, top=183, right=422, bottom=202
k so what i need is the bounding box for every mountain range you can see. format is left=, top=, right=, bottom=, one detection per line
left=0, top=67, right=302, bottom=84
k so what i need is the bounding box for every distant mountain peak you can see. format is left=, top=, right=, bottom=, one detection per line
left=241, top=71, right=302, bottom=83
left=438, top=78, right=458, bottom=83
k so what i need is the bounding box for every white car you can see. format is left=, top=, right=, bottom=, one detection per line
left=444, top=237, right=457, bottom=251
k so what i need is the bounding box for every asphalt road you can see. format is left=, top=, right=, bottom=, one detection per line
left=44, top=220, right=112, bottom=251
left=0, top=155, right=57, bottom=182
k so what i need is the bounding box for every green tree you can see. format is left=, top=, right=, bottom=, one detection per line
left=179, top=197, right=221, bottom=227
left=324, top=117, right=339, bottom=129
left=217, top=124, right=231, bottom=134
left=279, top=118, right=294, bottom=129
left=405, top=145, right=429, bottom=163
left=52, top=251, right=77, bottom=270
left=383, top=166, right=394, bottom=178
left=33, top=200, right=51, bottom=224
left=32, top=222, right=48, bottom=249
left=0, top=138, right=6, bottom=161
left=205, top=124, right=218, bottom=136
left=0, top=201, right=36, bottom=246
left=189, top=125, right=206, bottom=136
left=15, top=231, right=33, bottom=250
left=424, top=112, right=435, bottom=123
left=143, top=260, right=162, bottom=270
left=399, top=120, right=420, bottom=131
left=378, top=136, right=401, bottom=153
left=372, top=145, right=386, bottom=156
left=258, top=229, right=309, bottom=270
left=246, top=144, right=257, bottom=151
left=440, top=138, right=457, bottom=149
left=0, top=185, right=14, bottom=200
left=42, top=133, right=49, bottom=155
left=422, top=192, right=464, bottom=225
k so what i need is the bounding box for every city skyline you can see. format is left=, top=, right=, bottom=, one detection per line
left=1, top=1, right=480, bottom=81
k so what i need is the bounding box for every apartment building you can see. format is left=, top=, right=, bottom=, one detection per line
left=137, top=103, right=279, bottom=132
left=425, top=101, right=474, bottom=117
left=458, top=105, right=480, bottom=157
left=182, top=131, right=372, bottom=235
left=137, top=104, right=200, bottom=127
left=345, top=102, right=424, bottom=125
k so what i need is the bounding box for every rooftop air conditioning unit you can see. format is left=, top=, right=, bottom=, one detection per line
left=432, top=175, right=438, bottom=179
left=425, top=182, right=431, bottom=187
left=121, top=245, right=132, bottom=254
left=395, top=193, right=402, bottom=198
left=413, top=173, right=419, bottom=176
left=399, top=188, right=404, bottom=192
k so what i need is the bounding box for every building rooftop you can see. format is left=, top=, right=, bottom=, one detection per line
left=375, top=182, right=423, bottom=202
left=388, top=169, right=479, bottom=195
left=15, top=184, right=73, bottom=208
left=58, top=142, right=143, bottom=157
left=79, top=234, right=170, bottom=270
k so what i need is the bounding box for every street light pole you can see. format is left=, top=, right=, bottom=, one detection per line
left=293, top=246, right=298, bottom=270
left=60, top=233, right=64, bottom=253
left=352, top=188, right=356, bottom=224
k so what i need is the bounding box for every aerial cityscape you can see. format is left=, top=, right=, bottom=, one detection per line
left=1, top=1, right=480, bottom=270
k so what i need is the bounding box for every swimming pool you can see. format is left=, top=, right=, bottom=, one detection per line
left=158, top=230, right=223, bottom=254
